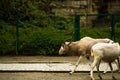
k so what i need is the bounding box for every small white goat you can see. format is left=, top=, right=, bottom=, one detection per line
left=90, top=42, right=120, bottom=80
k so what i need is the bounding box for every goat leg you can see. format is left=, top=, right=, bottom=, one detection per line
left=104, top=58, right=120, bottom=74
left=69, top=56, right=83, bottom=75
left=90, top=57, right=100, bottom=80
left=116, top=57, right=120, bottom=73
left=109, top=62, right=117, bottom=80
left=96, top=60, right=102, bottom=80
left=112, top=76, right=117, bottom=80
left=103, top=63, right=109, bottom=74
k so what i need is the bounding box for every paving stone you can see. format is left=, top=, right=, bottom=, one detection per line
left=0, top=62, right=118, bottom=72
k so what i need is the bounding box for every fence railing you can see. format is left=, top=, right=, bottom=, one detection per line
left=14, top=13, right=120, bottom=55
left=74, top=13, right=120, bottom=41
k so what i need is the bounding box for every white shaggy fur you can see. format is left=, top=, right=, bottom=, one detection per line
left=90, top=42, right=120, bottom=80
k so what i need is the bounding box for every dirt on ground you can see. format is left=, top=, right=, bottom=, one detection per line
left=1, top=72, right=120, bottom=80
left=0, top=56, right=120, bottom=80
left=0, top=55, right=83, bottom=62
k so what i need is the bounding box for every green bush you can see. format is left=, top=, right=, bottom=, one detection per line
left=0, top=22, right=16, bottom=55
left=0, top=14, right=74, bottom=55
left=0, top=15, right=120, bottom=56
left=80, top=27, right=111, bottom=38
left=116, top=23, right=120, bottom=27
left=19, top=27, right=70, bottom=55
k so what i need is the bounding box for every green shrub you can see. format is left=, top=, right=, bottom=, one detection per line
left=80, top=27, right=111, bottom=38
left=0, top=16, right=120, bottom=55
left=19, top=27, right=70, bottom=55
left=0, top=22, right=16, bottom=55
left=116, top=23, right=120, bottom=27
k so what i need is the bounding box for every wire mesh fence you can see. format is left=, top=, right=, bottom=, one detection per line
left=0, top=14, right=120, bottom=55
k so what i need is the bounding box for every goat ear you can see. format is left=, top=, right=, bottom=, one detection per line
left=109, top=40, right=114, bottom=43
left=61, top=41, right=71, bottom=48
left=62, top=42, right=67, bottom=47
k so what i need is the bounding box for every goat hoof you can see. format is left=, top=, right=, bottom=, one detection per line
left=114, top=69, right=119, bottom=72
left=90, top=78, right=95, bottom=80
left=103, top=71, right=107, bottom=75
left=103, top=73, right=106, bottom=75
left=90, top=78, right=92, bottom=80
left=103, top=72, right=106, bottom=75
left=98, top=75, right=102, bottom=80
left=118, top=70, right=120, bottom=73
left=112, top=76, right=117, bottom=80
left=69, top=72, right=73, bottom=75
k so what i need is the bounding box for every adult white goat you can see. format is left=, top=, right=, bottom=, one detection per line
left=59, top=37, right=114, bottom=74
left=59, top=37, right=113, bottom=56
left=90, top=42, right=120, bottom=80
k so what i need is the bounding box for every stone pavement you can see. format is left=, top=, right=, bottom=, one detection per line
left=0, top=62, right=117, bottom=72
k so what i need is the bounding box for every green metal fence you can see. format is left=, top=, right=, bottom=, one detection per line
left=74, top=13, right=120, bottom=41
left=10, top=13, right=120, bottom=55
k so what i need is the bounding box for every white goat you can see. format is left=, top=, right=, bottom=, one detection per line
left=59, top=37, right=113, bottom=56
left=70, top=37, right=114, bottom=74
left=59, top=37, right=114, bottom=74
left=90, top=42, right=120, bottom=80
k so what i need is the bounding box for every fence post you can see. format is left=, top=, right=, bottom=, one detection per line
left=16, top=13, right=19, bottom=55
left=110, top=14, right=115, bottom=41
left=74, top=15, right=80, bottom=41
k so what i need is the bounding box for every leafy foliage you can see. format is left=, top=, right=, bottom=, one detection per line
left=19, top=28, right=68, bottom=55
left=0, top=0, right=120, bottom=55
left=0, top=21, right=16, bottom=55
